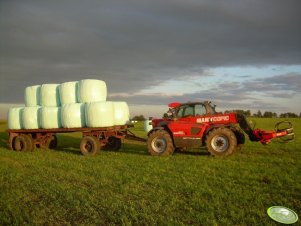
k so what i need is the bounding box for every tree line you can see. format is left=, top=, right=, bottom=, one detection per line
left=224, top=110, right=300, bottom=118
left=132, top=110, right=300, bottom=121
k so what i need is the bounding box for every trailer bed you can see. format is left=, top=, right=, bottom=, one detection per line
left=7, top=124, right=145, bottom=156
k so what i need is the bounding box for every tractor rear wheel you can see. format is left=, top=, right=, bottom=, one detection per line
left=206, top=127, right=237, bottom=156
left=147, top=130, right=174, bottom=156
left=80, top=136, right=100, bottom=156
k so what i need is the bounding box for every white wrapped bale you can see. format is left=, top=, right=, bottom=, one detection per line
left=24, top=85, right=41, bottom=107
left=144, top=120, right=153, bottom=133
left=61, top=103, right=86, bottom=128
left=22, top=107, right=41, bottom=129
left=77, top=79, right=107, bottom=103
left=40, top=107, right=62, bottom=129
left=40, top=84, right=61, bottom=107
left=59, top=81, right=78, bottom=105
left=85, top=101, right=114, bottom=127
left=7, top=107, right=24, bottom=129
left=113, top=102, right=130, bottom=126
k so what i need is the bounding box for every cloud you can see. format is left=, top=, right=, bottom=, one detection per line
left=110, top=72, right=301, bottom=112
left=0, top=0, right=301, bottom=109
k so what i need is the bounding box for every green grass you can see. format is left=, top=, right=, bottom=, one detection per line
left=0, top=119, right=300, bottom=225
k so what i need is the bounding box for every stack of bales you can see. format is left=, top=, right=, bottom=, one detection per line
left=7, top=79, right=130, bottom=129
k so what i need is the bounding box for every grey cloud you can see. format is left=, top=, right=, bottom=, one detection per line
left=110, top=72, right=301, bottom=111
left=1, top=0, right=301, bottom=104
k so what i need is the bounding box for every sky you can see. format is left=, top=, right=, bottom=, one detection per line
left=1, top=0, right=301, bottom=118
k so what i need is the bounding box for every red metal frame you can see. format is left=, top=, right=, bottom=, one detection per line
left=7, top=125, right=133, bottom=150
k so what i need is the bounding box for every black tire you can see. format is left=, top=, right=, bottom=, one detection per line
left=80, top=136, right=100, bottom=156
left=147, top=130, right=174, bottom=156
left=39, top=135, right=58, bottom=149
left=105, top=136, right=122, bottom=151
left=49, top=135, right=58, bottom=149
left=205, top=127, right=237, bottom=156
left=14, top=134, right=35, bottom=152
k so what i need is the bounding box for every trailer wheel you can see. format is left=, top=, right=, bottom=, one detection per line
left=206, top=127, right=237, bottom=156
left=14, top=134, right=35, bottom=152
left=80, top=136, right=100, bottom=156
left=39, top=135, right=58, bottom=149
left=49, top=135, right=58, bottom=149
left=147, top=130, right=174, bottom=156
left=105, top=136, right=122, bottom=151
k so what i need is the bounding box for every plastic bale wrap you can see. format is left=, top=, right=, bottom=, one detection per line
left=7, top=107, right=24, bottom=129
left=40, top=84, right=61, bottom=107
left=40, top=107, right=62, bottom=129
left=113, top=102, right=130, bottom=126
left=85, top=102, right=114, bottom=127
left=22, top=107, right=41, bottom=129
left=59, top=81, right=78, bottom=105
left=78, top=79, right=107, bottom=103
left=144, top=120, right=153, bottom=133
left=61, top=103, right=86, bottom=128
left=24, top=85, right=41, bottom=107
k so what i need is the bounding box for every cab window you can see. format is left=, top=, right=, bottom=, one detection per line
left=176, top=104, right=207, bottom=118
left=195, top=104, right=206, bottom=116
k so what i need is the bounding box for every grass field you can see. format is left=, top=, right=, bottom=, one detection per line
left=0, top=118, right=300, bottom=225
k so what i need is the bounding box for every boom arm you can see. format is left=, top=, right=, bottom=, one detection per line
left=236, top=114, right=294, bottom=144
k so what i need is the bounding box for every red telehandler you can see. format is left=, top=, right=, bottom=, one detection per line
left=147, top=101, right=294, bottom=156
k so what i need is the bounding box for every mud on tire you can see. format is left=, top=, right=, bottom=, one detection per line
left=205, top=127, right=237, bottom=156
left=147, top=130, right=174, bottom=156
left=80, top=136, right=100, bottom=156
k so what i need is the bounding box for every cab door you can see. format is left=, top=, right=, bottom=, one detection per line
left=168, top=104, right=207, bottom=148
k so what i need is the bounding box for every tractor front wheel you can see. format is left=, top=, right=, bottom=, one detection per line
left=206, top=127, right=237, bottom=156
left=147, top=130, right=174, bottom=156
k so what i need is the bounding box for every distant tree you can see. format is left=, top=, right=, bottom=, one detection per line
left=263, top=111, right=273, bottom=118
left=226, top=109, right=251, bottom=117
left=279, top=112, right=298, bottom=118
left=253, top=110, right=262, bottom=118
left=163, top=113, right=169, bottom=119
left=132, top=115, right=146, bottom=121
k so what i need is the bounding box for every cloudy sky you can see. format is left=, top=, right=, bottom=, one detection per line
left=1, top=0, right=301, bottom=118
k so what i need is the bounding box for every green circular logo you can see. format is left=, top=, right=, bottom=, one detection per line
left=267, top=206, right=298, bottom=224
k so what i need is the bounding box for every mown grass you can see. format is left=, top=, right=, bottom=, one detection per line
left=0, top=119, right=300, bottom=225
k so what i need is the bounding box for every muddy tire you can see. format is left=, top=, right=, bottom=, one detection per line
left=14, top=134, right=35, bottom=152
left=80, top=136, right=100, bottom=156
left=39, top=135, right=58, bottom=149
left=48, top=135, right=58, bottom=149
left=147, top=130, right=174, bottom=156
left=206, top=127, right=237, bottom=156
left=105, top=136, right=122, bottom=151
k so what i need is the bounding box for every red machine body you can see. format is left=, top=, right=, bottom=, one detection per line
left=147, top=101, right=294, bottom=156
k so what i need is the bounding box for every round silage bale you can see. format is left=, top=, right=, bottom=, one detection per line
left=22, top=107, right=41, bottom=129
left=7, top=107, right=24, bottom=129
left=59, top=81, right=78, bottom=105
left=40, top=84, right=61, bottom=107
left=113, top=102, right=130, bottom=126
left=61, top=103, right=86, bottom=128
left=77, top=79, right=107, bottom=103
left=40, top=107, right=62, bottom=129
left=85, top=101, right=114, bottom=127
left=24, top=85, right=41, bottom=107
